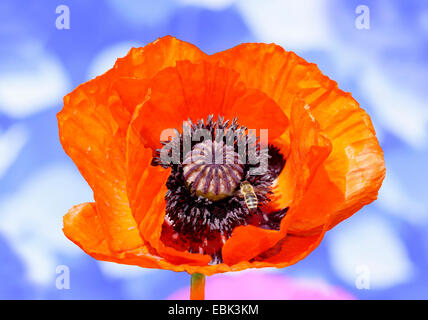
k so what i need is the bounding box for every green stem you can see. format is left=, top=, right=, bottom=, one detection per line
left=190, top=273, right=205, bottom=300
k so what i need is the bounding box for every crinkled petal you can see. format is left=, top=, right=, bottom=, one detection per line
left=253, top=215, right=331, bottom=267
left=222, top=225, right=282, bottom=265
left=63, top=202, right=159, bottom=268
left=222, top=98, right=331, bottom=264
left=63, top=202, right=111, bottom=257
left=132, top=60, right=288, bottom=151
left=63, top=202, right=210, bottom=270
left=63, top=200, right=328, bottom=275
left=58, top=74, right=143, bottom=252
left=274, top=98, right=332, bottom=222
left=211, top=43, right=385, bottom=233
left=301, top=90, right=385, bottom=231
left=58, top=36, right=208, bottom=253
left=126, top=101, right=212, bottom=265
left=113, top=36, right=207, bottom=79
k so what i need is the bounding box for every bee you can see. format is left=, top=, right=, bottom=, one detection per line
left=239, top=181, right=258, bottom=211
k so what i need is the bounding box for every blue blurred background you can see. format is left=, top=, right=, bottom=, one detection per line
left=0, top=0, right=427, bottom=299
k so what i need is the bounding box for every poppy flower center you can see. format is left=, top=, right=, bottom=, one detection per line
left=183, top=140, right=244, bottom=201
left=152, top=115, right=287, bottom=264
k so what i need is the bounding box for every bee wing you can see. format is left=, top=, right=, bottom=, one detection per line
left=252, top=185, right=268, bottom=197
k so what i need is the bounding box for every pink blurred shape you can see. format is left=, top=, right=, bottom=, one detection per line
left=167, top=272, right=355, bottom=300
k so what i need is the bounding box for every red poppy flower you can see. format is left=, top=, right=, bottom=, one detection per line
left=58, top=36, right=385, bottom=279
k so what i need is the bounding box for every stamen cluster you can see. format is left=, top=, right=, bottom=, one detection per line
left=152, top=115, right=287, bottom=263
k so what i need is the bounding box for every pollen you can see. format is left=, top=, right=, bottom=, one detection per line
left=183, top=140, right=244, bottom=201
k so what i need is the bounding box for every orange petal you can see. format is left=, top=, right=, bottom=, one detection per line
left=63, top=202, right=160, bottom=269
left=274, top=98, right=332, bottom=214
left=113, top=36, right=207, bottom=79
left=126, top=99, right=171, bottom=228
left=210, top=43, right=303, bottom=111
left=237, top=212, right=333, bottom=269
left=103, top=36, right=207, bottom=132
left=253, top=217, right=330, bottom=267
left=110, top=35, right=208, bottom=126
left=58, top=36, right=209, bottom=253
left=222, top=97, right=331, bottom=264
left=302, top=90, right=385, bottom=231
left=63, top=202, right=181, bottom=269
left=63, top=202, right=111, bottom=258
left=132, top=60, right=288, bottom=152
left=222, top=225, right=282, bottom=265
left=58, top=74, right=143, bottom=253
left=126, top=101, right=212, bottom=265
left=211, top=43, right=385, bottom=233
left=63, top=203, right=321, bottom=274
left=110, top=77, right=149, bottom=127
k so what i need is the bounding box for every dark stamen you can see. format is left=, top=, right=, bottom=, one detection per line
left=153, top=115, right=288, bottom=264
